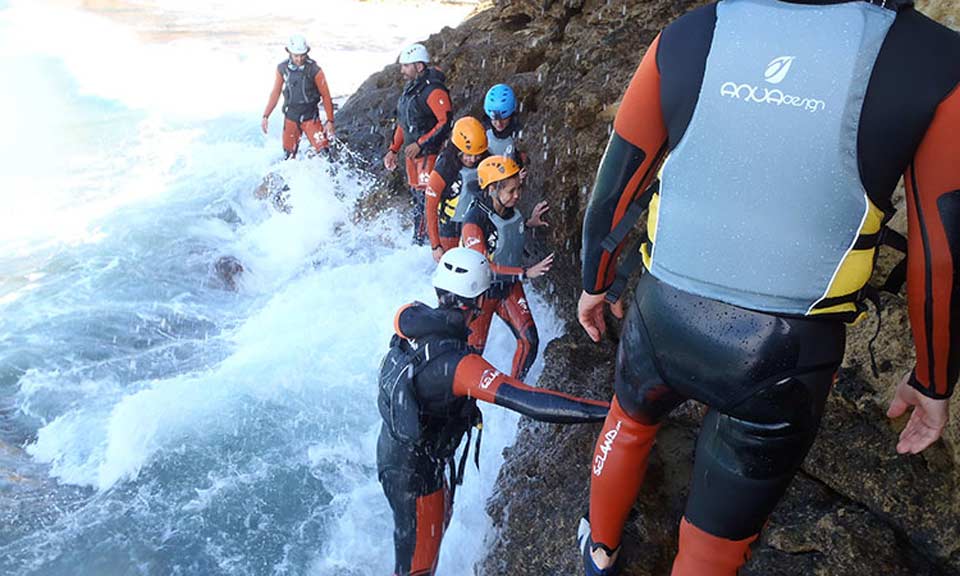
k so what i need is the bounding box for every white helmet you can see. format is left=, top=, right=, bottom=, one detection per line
left=433, top=248, right=491, bottom=299
left=398, top=43, right=430, bottom=65
left=287, top=35, right=309, bottom=55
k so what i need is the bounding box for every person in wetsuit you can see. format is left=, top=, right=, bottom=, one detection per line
left=425, top=116, right=488, bottom=262
left=461, top=156, right=552, bottom=381
left=378, top=247, right=608, bottom=576
left=261, top=35, right=335, bottom=159
left=576, top=1, right=960, bottom=574
left=383, top=43, right=453, bottom=246
left=482, top=83, right=528, bottom=183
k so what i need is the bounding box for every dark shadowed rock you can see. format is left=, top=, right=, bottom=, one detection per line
left=334, top=0, right=960, bottom=574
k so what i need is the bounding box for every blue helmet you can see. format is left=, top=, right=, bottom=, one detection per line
left=484, top=84, right=516, bottom=120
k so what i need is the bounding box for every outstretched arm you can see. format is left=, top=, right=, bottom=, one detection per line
left=452, top=354, right=608, bottom=423
left=889, top=85, right=960, bottom=453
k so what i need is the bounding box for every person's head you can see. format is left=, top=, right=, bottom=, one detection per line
left=286, top=35, right=309, bottom=66
left=432, top=248, right=492, bottom=310
left=478, top=155, right=522, bottom=211
left=398, top=43, right=430, bottom=81
left=484, top=84, right=517, bottom=132
left=451, top=117, right=488, bottom=168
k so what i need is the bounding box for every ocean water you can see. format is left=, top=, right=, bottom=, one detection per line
left=0, top=2, right=563, bottom=574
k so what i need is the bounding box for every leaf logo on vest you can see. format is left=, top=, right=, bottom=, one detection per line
left=764, top=56, right=795, bottom=85
left=719, top=56, right=826, bottom=113
left=593, top=420, right=622, bottom=477
left=479, top=368, right=501, bottom=390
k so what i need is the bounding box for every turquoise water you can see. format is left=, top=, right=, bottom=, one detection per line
left=0, top=2, right=561, bottom=575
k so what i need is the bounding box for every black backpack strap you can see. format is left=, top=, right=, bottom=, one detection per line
left=878, top=228, right=908, bottom=294
left=600, top=180, right=658, bottom=254
left=598, top=180, right=659, bottom=304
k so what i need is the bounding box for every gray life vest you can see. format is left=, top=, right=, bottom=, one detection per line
left=450, top=166, right=480, bottom=223
left=647, top=0, right=896, bottom=316
left=488, top=208, right=525, bottom=268
left=486, top=128, right=516, bottom=158
left=279, top=59, right=321, bottom=108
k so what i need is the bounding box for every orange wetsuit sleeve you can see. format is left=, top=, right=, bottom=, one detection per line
left=263, top=69, right=284, bottom=118
left=581, top=34, right=668, bottom=294
left=313, top=68, right=335, bottom=126
left=452, top=354, right=608, bottom=423
left=417, top=88, right=452, bottom=151
left=905, top=86, right=960, bottom=399
left=390, top=125, right=404, bottom=154
left=425, top=171, right=447, bottom=249
left=461, top=221, right=524, bottom=279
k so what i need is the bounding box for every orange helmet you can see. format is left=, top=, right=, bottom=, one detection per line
left=478, top=155, right=521, bottom=190
left=451, top=117, right=488, bottom=155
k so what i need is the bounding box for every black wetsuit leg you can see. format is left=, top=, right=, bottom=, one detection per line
left=621, top=273, right=845, bottom=539
left=411, top=187, right=427, bottom=246
left=377, top=427, right=449, bottom=576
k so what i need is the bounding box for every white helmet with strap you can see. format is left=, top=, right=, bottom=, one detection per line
left=398, top=43, right=430, bottom=65
left=433, top=248, right=491, bottom=299
left=287, top=35, right=309, bottom=55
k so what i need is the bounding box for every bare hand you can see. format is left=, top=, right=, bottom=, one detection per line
left=887, top=372, right=949, bottom=454
left=519, top=167, right=528, bottom=184
left=527, top=200, right=550, bottom=228
left=525, top=253, right=553, bottom=279
left=384, top=150, right=398, bottom=171
left=325, top=122, right=335, bottom=142
left=404, top=142, right=421, bottom=160
left=577, top=290, right=624, bottom=343
left=261, top=117, right=268, bottom=134
left=432, top=246, right=445, bottom=263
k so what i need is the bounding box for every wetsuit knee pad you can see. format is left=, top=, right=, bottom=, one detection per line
left=685, top=399, right=821, bottom=539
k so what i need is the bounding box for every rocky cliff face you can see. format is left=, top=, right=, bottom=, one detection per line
left=336, top=1, right=960, bottom=574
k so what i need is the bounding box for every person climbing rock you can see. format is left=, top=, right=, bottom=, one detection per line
left=378, top=247, right=608, bottom=576
left=482, top=83, right=527, bottom=180
left=425, top=116, right=489, bottom=262
left=461, top=156, right=552, bottom=381
left=383, top=43, right=453, bottom=246
left=575, top=0, right=960, bottom=574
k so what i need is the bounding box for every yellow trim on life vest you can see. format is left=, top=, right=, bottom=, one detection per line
left=647, top=192, right=660, bottom=244
left=808, top=301, right=859, bottom=316
left=816, top=198, right=885, bottom=304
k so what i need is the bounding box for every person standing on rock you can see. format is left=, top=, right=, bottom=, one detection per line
left=383, top=43, right=453, bottom=246
left=575, top=1, right=960, bottom=575
left=378, top=247, right=608, bottom=576
left=261, top=35, right=335, bottom=160
left=483, top=83, right=527, bottom=178
left=461, top=156, right=552, bottom=381
left=425, top=116, right=489, bottom=262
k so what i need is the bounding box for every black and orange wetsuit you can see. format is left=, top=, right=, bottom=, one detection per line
left=579, top=0, right=960, bottom=574
left=378, top=301, right=607, bottom=576
left=389, top=68, right=453, bottom=245
left=461, top=197, right=538, bottom=380
left=425, top=144, right=484, bottom=251
left=263, top=57, right=334, bottom=158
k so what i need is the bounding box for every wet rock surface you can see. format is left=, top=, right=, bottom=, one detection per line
left=335, top=0, right=960, bottom=574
